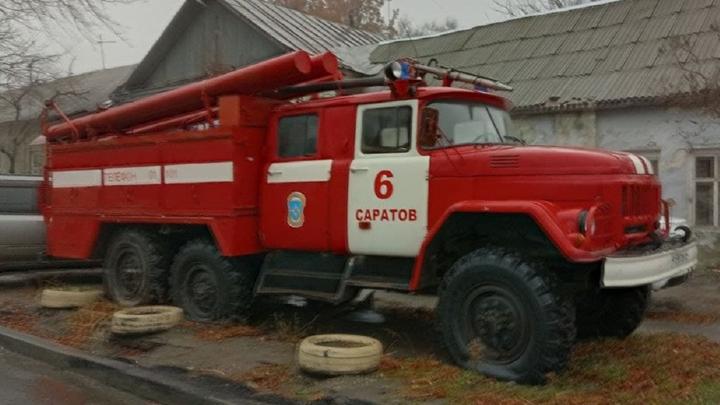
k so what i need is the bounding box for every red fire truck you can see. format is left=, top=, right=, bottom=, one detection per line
left=42, top=51, right=697, bottom=384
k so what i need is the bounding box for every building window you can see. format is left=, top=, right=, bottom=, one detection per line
left=695, top=155, right=719, bottom=226
left=647, top=156, right=659, bottom=175
left=362, top=106, right=412, bottom=154
left=29, top=148, right=44, bottom=175
left=277, top=114, right=318, bottom=158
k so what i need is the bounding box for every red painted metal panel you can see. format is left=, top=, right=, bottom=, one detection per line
left=46, top=216, right=100, bottom=259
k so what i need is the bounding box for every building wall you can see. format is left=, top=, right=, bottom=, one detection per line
left=0, top=119, right=43, bottom=175
left=513, top=112, right=598, bottom=147
left=142, top=1, right=286, bottom=90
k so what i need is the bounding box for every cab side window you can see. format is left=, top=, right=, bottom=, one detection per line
left=361, top=106, right=412, bottom=154
left=278, top=114, right=318, bottom=158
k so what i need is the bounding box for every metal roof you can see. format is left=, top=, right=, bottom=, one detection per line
left=364, top=0, right=720, bottom=113
left=223, top=0, right=383, bottom=55
left=0, top=65, right=135, bottom=123
left=117, top=0, right=384, bottom=98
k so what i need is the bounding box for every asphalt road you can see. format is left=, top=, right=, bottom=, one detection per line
left=0, top=346, right=145, bottom=405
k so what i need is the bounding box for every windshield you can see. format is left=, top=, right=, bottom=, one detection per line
left=422, top=101, right=511, bottom=149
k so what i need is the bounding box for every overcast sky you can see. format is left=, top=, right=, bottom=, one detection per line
left=53, top=0, right=507, bottom=75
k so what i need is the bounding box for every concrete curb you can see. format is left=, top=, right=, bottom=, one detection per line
left=0, top=325, right=376, bottom=405
left=0, top=325, right=292, bottom=404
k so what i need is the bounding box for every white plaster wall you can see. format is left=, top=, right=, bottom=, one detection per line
left=596, top=106, right=720, bottom=224
left=513, top=112, right=597, bottom=147
left=512, top=115, right=556, bottom=145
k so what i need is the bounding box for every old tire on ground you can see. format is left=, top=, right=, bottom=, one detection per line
left=103, top=229, right=174, bottom=307
left=39, top=286, right=104, bottom=309
left=170, top=239, right=259, bottom=322
left=298, top=334, right=383, bottom=376
left=436, top=248, right=576, bottom=385
left=575, top=287, right=649, bottom=340
left=111, top=306, right=183, bottom=335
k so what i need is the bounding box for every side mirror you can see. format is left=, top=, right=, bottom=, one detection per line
left=420, top=108, right=440, bottom=148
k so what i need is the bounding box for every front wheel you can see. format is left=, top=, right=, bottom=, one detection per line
left=436, top=249, right=575, bottom=385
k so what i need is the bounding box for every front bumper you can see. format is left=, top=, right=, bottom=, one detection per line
left=602, top=241, right=697, bottom=289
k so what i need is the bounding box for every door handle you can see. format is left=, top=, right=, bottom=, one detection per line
left=350, top=167, right=369, bottom=173
left=268, top=170, right=283, bottom=176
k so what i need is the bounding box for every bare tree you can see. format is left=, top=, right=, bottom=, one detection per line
left=0, top=1, right=133, bottom=173
left=392, top=17, right=459, bottom=39
left=640, top=25, right=720, bottom=159
left=270, top=0, right=458, bottom=39
left=0, top=0, right=134, bottom=88
left=493, top=0, right=602, bottom=17
left=270, top=0, right=391, bottom=33
left=0, top=63, right=88, bottom=174
left=659, top=30, right=720, bottom=118
left=0, top=95, right=40, bottom=175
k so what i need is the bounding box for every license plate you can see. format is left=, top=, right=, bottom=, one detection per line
left=671, top=251, right=690, bottom=266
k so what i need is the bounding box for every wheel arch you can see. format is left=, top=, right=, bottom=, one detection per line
left=90, top=215, right=265, bottom=259
left=410, top=201, right=601, bottom=291
left=92, top=222, right=214, bottom=259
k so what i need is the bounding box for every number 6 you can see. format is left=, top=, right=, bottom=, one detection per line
left=374, top=170, right=394, bottom=199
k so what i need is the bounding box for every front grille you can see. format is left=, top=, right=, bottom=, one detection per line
left=621, top=184, right=659, bottom=217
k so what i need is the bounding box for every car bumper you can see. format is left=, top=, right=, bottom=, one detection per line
left=602, top=241, right=697, bottom=289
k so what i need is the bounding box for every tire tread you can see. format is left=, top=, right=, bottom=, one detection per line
left=169, top=239, right=258, bottom=321
left=436, top=248, right=576, bottom=384
left=104, top=228, right=175, bottom=306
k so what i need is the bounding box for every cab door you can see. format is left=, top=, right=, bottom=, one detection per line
left=348, top=100, right=429, bottom=257
left=260, top=112, right=331, bottom=251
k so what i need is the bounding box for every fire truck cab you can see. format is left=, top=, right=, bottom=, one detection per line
left=42, top=53, right=697, bottom=384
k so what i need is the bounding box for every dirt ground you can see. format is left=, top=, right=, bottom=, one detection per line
left=0, top=268, right=718, bottom=404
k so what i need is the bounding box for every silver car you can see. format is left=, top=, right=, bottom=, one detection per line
left=0, top=175, right=46, bottom=263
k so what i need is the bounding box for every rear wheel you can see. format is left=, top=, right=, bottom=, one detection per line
left=436, top=249, right=575, bottom=385
left=170, top=239, right=259, bottom=322
left=104, top=229, right=173, bottom=307
left=575, top=287, right=649, bottom=340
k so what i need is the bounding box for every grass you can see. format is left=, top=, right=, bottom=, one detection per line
left=0, top=296, right=116, bottom=350
left=377, top=334, right=720, bottom=404
left=0, top=305, right=40, bottom=334
left=187, top=322, right=264, bottom=341
left=53, top=299, right=117, bottom=349
left=646, top=310, right=720, bottom=325
left=261, top=312, right=318, bottom=342
left=235, top=363, right=292, bottom=392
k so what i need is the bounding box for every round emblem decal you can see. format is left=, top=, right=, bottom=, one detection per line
left=287, top=192, right=307, bottom=228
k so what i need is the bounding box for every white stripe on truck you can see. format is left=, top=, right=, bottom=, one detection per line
left=104, top=166, right=162, bottom=186
left=267, top=160, right=332, bottom=183
left=52, top=169, right=102, bottom=188
left=50, top=161, right=234, bottom=188
left=164, top=162, right=234, bottom=184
